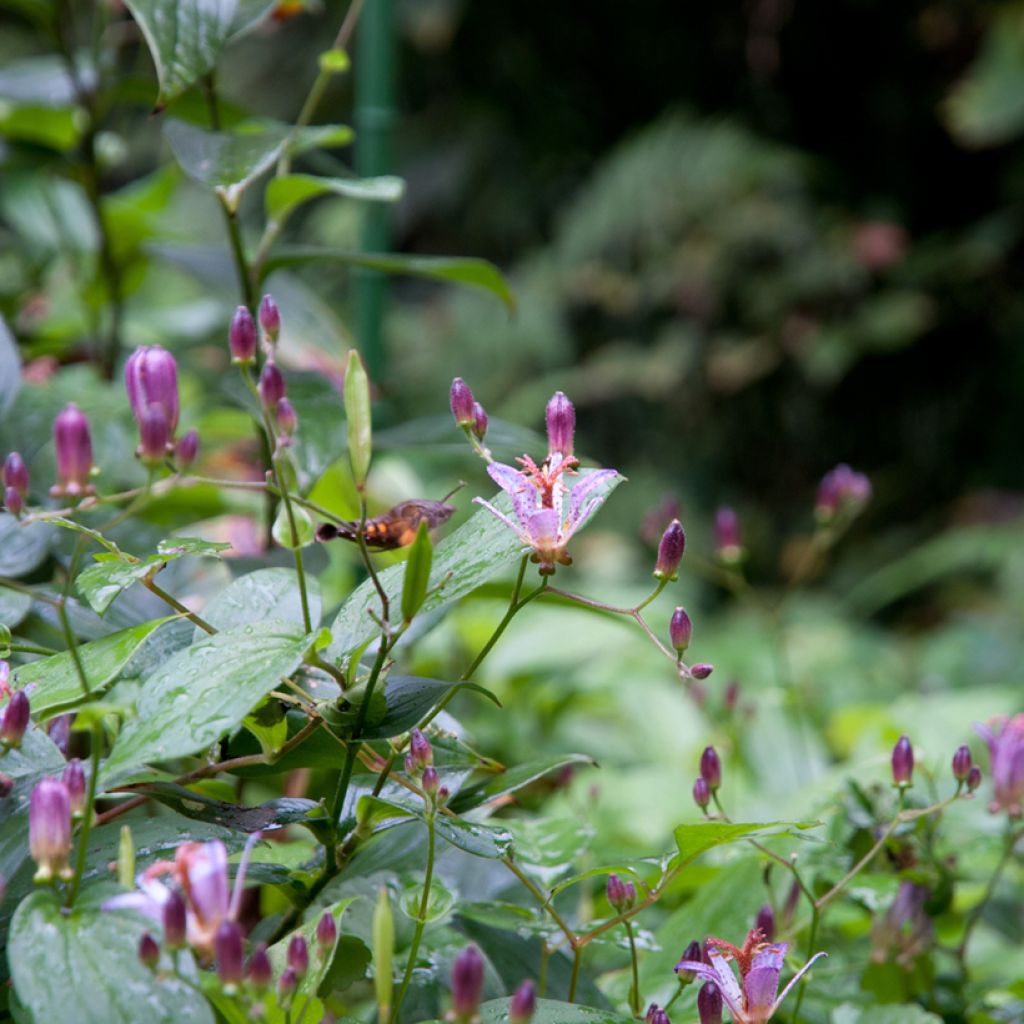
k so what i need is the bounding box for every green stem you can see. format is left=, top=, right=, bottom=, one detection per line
left=391, top=812, right=436, bottom=1021
left=141, top=578, right=216, bottom=634
left=270, top=446, right=313, bottom=634
left=7, top=642, right=60, bottom=657
left=66, top=721, right=103, bottom=906
left=624, top=919, right=641, bottom=1017
left=220, top=196, right=257, bottom=311
left=957, top=826, right=1021, bottom=962
left=568, top=946, right=582, bottom=1003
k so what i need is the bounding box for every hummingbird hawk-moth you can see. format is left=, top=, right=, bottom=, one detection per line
left=315, top=499, right=456, bottom=550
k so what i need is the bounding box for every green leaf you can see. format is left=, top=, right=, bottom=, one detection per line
left=103, top=620, right=315, bottom=780
left=672, top=820, right=819, bottom=867
left=267, top=898, right=360, bottom=996
left=344, top=349, right=372, bottom=487
left=76, top=559, right=155, bottom=614
left=157, top=537, right=232, bottom=558
left=261, top=247, right=516, bottom=313
left=358, top=675, right=498, bottom=741
left=12, top=618, right=173, bottom=717
left=449, top=753, right=596, bottom=813
left=318, top=934, right=372, bottom=996
left=198, top=567, right=322, bottom=635
left=327, top=470, right=623, bottom=662
left=0, top=103, right=83, bottom=150
left=833, top=1005, right=943, bottom=1024
left=0, top=513, right=51, bottom=577
left=9, top=888, right=214, bottom=1023
left=400, top=876, right=455, bottom=924
left=124, top=0, right=238, bottom=106
left=265, top=173, right=404, bottom=222
left=0, top=587, right=31, bottom=629
left=480, top=999, right=632, bottom=1024
left=401, top=521, right=433, bottom=623
left=434, top=815, right=513, bottom=859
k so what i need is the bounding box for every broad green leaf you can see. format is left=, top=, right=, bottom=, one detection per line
left=0, top=587, right=31, bottom=628
left=355, top=675, right=498, bottom=740
left=434, top=815, right=513, bottom=859
left=318, top=934, right=372, bottom=997
left=265, top=173, right=404, bottom=221
left=401, top=520, right=433, bottom=622
left=480, top=999, right=632, bottom=1024
left=103, top=619, right=315, bottom=780
left=76, top=559, right=156, bottom=614
left=505, top=816, right=595, bottom=886
left=157, top=537, right=232, bottom=558
left=449, top=753, right=596, bottom=813
left=12, top=618, right=173, bottom=717
left=672, top=820, right=819, bottom=867
left=0, top=513, right=51, bottom=576
left=198, top=567, right=322, bottom=636
left=9, top=888, right=214, bottom=1024
left=124, top=0, right=238, bottom=105
left=344, top=349, right=372, bottom=486
left=832, top=1005, right=942, bottom=1024
left=327, top=470, right=623, bottom=662
left=261, top=247, right=516, bottom=313
left=0, top=104, right=83, bottom=150
left=400, top=876, right=455, bottom=924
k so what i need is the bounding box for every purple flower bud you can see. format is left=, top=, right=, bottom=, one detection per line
left=278, top=966, right=297, bottom=1000
left=163, top=890, right=187, bottom=948
left=229, top=306, right=258, bottom=364
left=316, top=911, right=337, bottom=958
left=509, top=979, right=536, bottom=1024
left=606, top=873, right=636, bottom=912
left=136, top=403, right=170, bottom=465
left=892, top=734, right=914, bottom=787
left=967, top=765, right=982, bottom=792
left=422, top=765, right=440, bottom=798
left=247, top=942, right=273, bottom=990
left=755, top=903, right=776, bottom=942
left=138, top=931, right=160, bottom=970
left=815, top=463, right=872, bottom=523
left=693, top=777, right=710, bottom=810
left=47, top=714, right=71, bottom=757
left=1, top=690, right=29, bottom=748
left=545, top=390, right=575, bottom=459
left=675, top=940, right=703, bottom=984
left=697, top=981, right=723, bottom=1024
left=714, top=506, right=743, bottom=563
left=977, top=714, right=1024, bottom=814
left=450, top=378, right=476, bottom=427
left=215, top=920, right=244, bottom=990
left=472, top=401, right=488, bottom=441
left=51, top=404, right=95, bottom=498
left=125, top=346, right=180, bottom=435
left=259, top=294, right=281, bottom=343
left=0, top=773, right=12, bottom=798
left=3, top=452, right=29, bottom=496
left=259, top=363, right=286, bottom=411
left=403, top=751, right=416, bottom=775
left=409, top=728, right=433, bottom=770
left=287, top=933, right=309, bottom=978
left=952, top=745, right=972, bottom=782
left=700, top=746, right=722, bottom=791
left=451, top=944, right=485, bottom=1022
left=691, top=663, right=714, bottom=680
left=669, top=607, right=693, bottom=654
left=29, top=777, right=72, bottom=882
left=645, top=1006, right=670, bottom=1024
left=437, top=784, right=450, bottom=805
left=175, top=429, right=199, bottom=468
left=276, top=397, right=298, bottom=439
left=3, top=487, right=22, bottom=516
left=723, top=680, right=740, bottom=713
left=655, top=519, right=686, bottom=580
left=62, top=758, right=86, bottom=818
left=0, top=660, right=8, bottom=698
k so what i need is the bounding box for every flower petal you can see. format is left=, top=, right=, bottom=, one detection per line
left=707, top=950, right=745, bottom=1020
left=486, top=462, right=536, bottom=524
left=524, top=509, right=560, bottom=548
left=772, top=951, right=828, bottom=1014
left=473, top=497, right=531, bottom=545
left=567, top=469, right=619, bottom=529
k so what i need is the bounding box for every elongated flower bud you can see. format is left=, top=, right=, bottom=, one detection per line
left=29, top=778, right=72, bottom=882
left=125, top=346, right=179, bottom=435
left=3, top=453, right=28, bottom=496
left=693, top=777, right=710, bottom=810
left=700, top=746, right=722, bottom=791
left=509, top=979, right=536, bottom=1024
left=892, top=735, right=914, bottom=787
left=472, top=401, right=488, bottom=441
left=1, top=690, right=29, bottom=748
left=714, top=506, right=743, bottom=564
left=51, top=404, right=95, bottom=497
left=3, top=487, right=22, bottom=516
left=450, top=378, right=476, bottom=427
left=63, top=758, right=86, bottom=818
left=645, top=1006, right=670, bottom=1024
left=276, top=398, right=298, bottom=445
left=691, top=663, right=714, bottom=680
left=229, top=306, right=258, bottom=365
left=655, top=520, right=686, bottom=580
left=287, top=934, right=309, bottom=978
left=138, top=932, right=160, bottom=970
left=216, top=920, right=244, bottom=991
left=723, top=680, right=740, bottom=714
left=259, top=363, right=286, bottom=411
left=163, top=889, right=187, bottom=948
left=316, top=911, right=337, bottom=958
left=422, top=766, right=440, bottom=800
left=606, top=873, right=636, bottom=912
left=546, top=391, right=575, bottom=459
left=952, top=745, right=972, bottom=782
left=669, top=607, right=692, bottom=654
left=409, top=728, right=433, bottom=770
left=755, top=903, right=776, bottom=942
left=451, top=944, right=485, bottom=1023
left=675, top=940, right=703, bottom=984
left=278, top=966, right=297, bottom=1002
left=137, top=404, right=170, bottom=465
left=247, top=942, right=272, bottom=991
left=259, top=294, right=281, bottom=343
left=966, top=765, right=982, bottom=792
left=816, top=464, right=871, bottom=523
left=0, top=773, right=12, bottom=797
left=697, top=982, right=723, bottom=1024
left=175, top=429, right=199, bottom=468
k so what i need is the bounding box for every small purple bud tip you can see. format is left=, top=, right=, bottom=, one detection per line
left=125, top=346, right=179, bottom=435
left=545, top=390, right=575, bottom=459
left=472, top=401, right=488, bottom=441
left=62, top=758, right=86, bottom=818
left=175, top=429, right=199, bottom=469
left=409, top=728, right=433, bottom=769
left=451, top=944, right=485, bottom=1021
left=952, top=744, right=972, bottom=782
left=606, top=873, right=635, bottom=912
left=697, top=981, right=723, bottom=1024
left=3, top=452, right=29, bottom=497
left=3, top=487, right=23, bottom=517
left=754, top=903, right=776, bottom=942
left=276, top=397, right=298, bottom=437
left=163, top=890, right=187, bottom=948
left=51, top=404, right=95, bottom=498
left=700, top=746, right=722, bottom=791
left=278, top=966, right=297, bottom=998
left=816, top=463, right=872, bottom=523
left=693, top=777, right=710, bottom=810
left=29, top=777, right=72, bottom=882
left=1, top=690, right=30, bottom=748
left=655, top=519, right=686, bottom=579
left=230, top=306, right=258, bottom=364
left=137, top=403, right=170, bottom=466
left=714, top=506, right=743, bottom=563
left=509, top=979, right=536, bottom=1024
left=287, top=933, right=309, bottom=978
left=691, top=663, right=714, bottom=680
left=259, top=294, right=281, bottom=342
left=215, top=920, right=244, bottom=989
left=966, top=765, right=982, bottom=792
left=674, top=939, right=703, bottom=984
left=644, top=1006, right=670, bottom=1024
left=259, top=362, right=286, bottom=411
left=316, top=911, right=337, bottom=958
left=247, top=943, right=272, bottom=990
left=892, top=734, right=914, bottom=787
left=138, top=932, right=160, bottom=970
left=403, top=751, right=416, bottom=775
left=669, top=607, right=693, bottom=654
left=0, top=772, right=12, bottom=798
left=450, top=377, right=476, bottom=427
left=422, top=765, right=440, bottom=798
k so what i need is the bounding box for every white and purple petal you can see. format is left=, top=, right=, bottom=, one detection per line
left=771, top=951, right=828, bottom=1015
left=567, top=469, right=619, bottom=529
left=706, top=950, right=746, bottom=1020
left=486, top=462, right=537, bottom=525
left=473, top=497, right=532, bottom=546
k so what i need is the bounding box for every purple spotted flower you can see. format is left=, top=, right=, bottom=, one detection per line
left=975, top=713, right=1024, bottom=817
left=675, top=930, right=826, bottom=1024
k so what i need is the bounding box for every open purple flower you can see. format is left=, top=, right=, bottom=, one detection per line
left=675, top=930, right=826, bottom=1024
left=975, top=713, right=1024, bottom=816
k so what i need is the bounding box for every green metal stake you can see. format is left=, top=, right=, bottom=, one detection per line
left=354, top=0, right=396, bottom=382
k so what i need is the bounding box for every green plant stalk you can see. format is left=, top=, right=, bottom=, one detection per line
left=66, top=721, right=103, bottom=907
left=624, top=919, right=641, bottom=1017
left=956, top=825, right=1022, bottom=962
left=141, top=577, right=216, bottom=634
left=390, top=812, right=436, bottom=1021
left=271, top=449, right=313, bottom=634
left=58, top=535, right=90, bottom=696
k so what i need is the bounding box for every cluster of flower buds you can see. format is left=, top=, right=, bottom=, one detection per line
left=29, top=776, right=73, bottom=882
left=606, top=872, right=638, bottom=913
left=50, top=404, right=96, bottom=498
left=693, top=746, right=722, bottom=812
left=714, top=506, right=744, bottom=565
left=404, top=728, right=448, bottom=808
left=975, top=714, right=1024, bottom=816
left=3, top=452, right=29, bottom=516
left=891, top=734, right=914, bottom=788
left=815, top=463, right=871, bottom=524
left=125, top=346, right=181, bottom=466
left=258, top=362, right=298, bottom=446
left=449, top=377, right=489, bottom=444
left=0, top=688, right=29, bottom=750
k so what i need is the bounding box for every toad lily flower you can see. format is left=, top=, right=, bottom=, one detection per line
left=975, top=713, right=1024, bottom=816
left=674, top=930, right=826, bottom=1024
